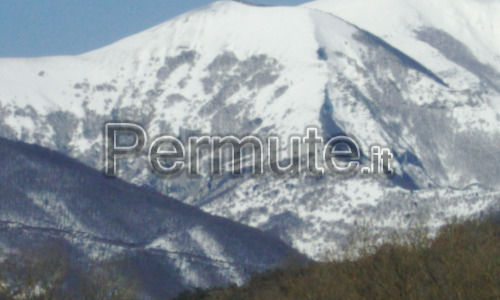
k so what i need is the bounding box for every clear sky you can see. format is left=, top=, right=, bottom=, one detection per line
left=0, top=0, right=310, bottom=58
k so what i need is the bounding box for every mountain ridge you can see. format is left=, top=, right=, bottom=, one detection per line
left=0, top=136, right=304, bottom=298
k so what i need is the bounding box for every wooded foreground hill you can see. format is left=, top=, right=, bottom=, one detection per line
left=174, top=213, right=500, bottom=300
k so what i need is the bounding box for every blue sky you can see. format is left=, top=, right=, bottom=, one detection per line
left=0, top=0, right=309, bottom=58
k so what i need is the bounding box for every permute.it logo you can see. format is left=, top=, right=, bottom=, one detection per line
left=104, top=123, right=394, bottom=178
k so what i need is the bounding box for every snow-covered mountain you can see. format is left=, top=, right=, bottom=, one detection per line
left=0, top=0, right=499, bottom=258
left=0, top=137, right=302, bottom=298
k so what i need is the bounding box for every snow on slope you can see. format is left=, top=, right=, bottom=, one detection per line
left=0, top=1, right=328, bottom=141
left=305, top=0, right=500, bottom=136
left=0, top=0, right=499, bottom=258
left=304, top=0, right=500, bottom=88
left=304, top=0, right=500, bottom=63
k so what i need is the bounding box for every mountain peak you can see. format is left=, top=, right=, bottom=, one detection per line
left=83, top=1, right=319, bottom=62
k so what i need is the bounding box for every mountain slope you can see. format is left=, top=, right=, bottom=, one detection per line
left=0, top=137, right=303, bottom=298
left=0, top=0, right=499, bottom=257
left=304, top=0, right=500, bottom=75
